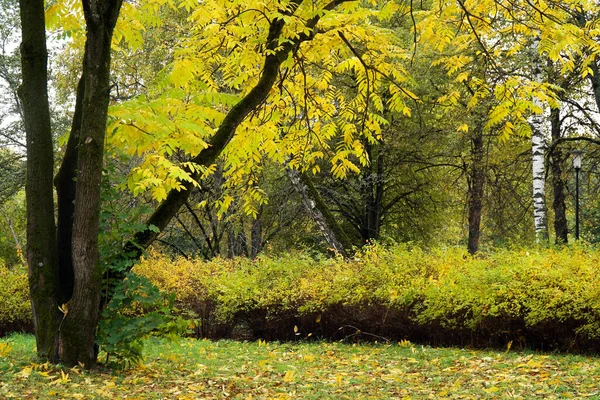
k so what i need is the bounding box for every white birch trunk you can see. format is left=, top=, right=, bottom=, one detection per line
left=530, top=36, right=549, bottom=242
left=286, top=167, right=347, bottom=256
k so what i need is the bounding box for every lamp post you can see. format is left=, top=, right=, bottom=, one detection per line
left=572, top=150, right=583, bottom=241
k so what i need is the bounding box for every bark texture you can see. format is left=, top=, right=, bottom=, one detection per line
left=467, top=129, right=485, bottom=255
left=59, top=0, right=123, bottom=367
left=549, top=108, right=568, bottom=244
left=359, top=142, right=384, bottom=242
left=530, top=36, right=549, bottom=242
left=54, top=73, right=85, bottom=305
left=287, top=168, right=351, bottom=256
left=18, top=0, right=61, bottom=362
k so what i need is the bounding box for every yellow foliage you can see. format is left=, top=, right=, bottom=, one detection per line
left=134, top=244, right=600, bottom=349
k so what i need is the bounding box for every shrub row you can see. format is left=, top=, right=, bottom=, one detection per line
left=134, top=244, right=600, bottom=351
left=3, top=245, right=600, bottom=351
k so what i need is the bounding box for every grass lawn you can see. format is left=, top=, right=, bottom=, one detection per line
left=1, top=334, right=600, bottom=399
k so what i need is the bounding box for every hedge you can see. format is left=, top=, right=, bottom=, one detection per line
left=3, top=245, right=600, bottom=351
left=134, top=244, right=600, bottom=351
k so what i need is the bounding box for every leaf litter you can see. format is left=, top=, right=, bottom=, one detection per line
left=1, top=334, right=600, bottom=398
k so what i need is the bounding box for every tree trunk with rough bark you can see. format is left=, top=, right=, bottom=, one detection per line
left=58, top=0, right=123, bottom=367
left=18, top=0, right=61, bottom=362
left=54, top=74, right=85, bottom=305
left=19, top=0, right=122, bottom=367
left=467, top=129, right=485, bottom=254
left=360, top=142, right=384, bottom=243
left=549, top=108, right=568, bottom=244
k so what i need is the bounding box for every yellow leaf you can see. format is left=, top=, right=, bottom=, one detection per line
left=17, top=367, right=32, bottom=378
left=58, top=303, right=69, bottom=315
left=0, top=342, right=12, bottom=357
left=303, top=354, right=315, bottom=362
left=457, top=124, right=469, bottom=133
left=283, top=370, right=295, bottom=382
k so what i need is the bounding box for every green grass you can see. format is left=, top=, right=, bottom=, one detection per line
left=1, top=334, right=600, bottom=399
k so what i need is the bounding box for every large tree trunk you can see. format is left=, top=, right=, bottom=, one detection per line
left=18, top=0, right=61, bottom=362
left=467, top=128, right=485, bottom=254
left=54, top=74, right=85, bottom=305
left=530, top=36, right=549, bottom=242
left=549, top=107, right=568, bottom=244
left=59, top=0, right=123, bottom=367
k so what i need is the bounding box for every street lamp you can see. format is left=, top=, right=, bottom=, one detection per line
left=572, top=150, right=583, bottom=241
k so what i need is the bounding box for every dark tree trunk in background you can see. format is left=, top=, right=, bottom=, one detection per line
left=467, top=128, right=485, bottom=255
left=227, top=227, right=248, bottom=258
left=550, top=108, right=568, bottom=244
left=250, top=208, right=263, bottom=259
left=589, top=58, right=600, bottom=110
left=360, top=142, right=384, bottom=243
left=18, top=0, right=61, bottom=362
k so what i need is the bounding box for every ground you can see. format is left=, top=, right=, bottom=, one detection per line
left=1, top=334, right=600, bottom=399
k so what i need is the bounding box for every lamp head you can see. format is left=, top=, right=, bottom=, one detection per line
left=572, top=150, right=583, bottom=170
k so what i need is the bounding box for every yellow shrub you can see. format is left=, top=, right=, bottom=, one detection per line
left=0, top=264, right=32, bottom=335
left=135, top=244, right=600, bottom=350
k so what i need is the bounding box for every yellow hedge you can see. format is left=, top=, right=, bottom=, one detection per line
left=134, top=244, right=600, bottom=350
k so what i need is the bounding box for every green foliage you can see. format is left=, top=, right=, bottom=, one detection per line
left=57, top=153, right=190, bottom=366
left=137, top=244, right=600, bottom=349
left=96, top=272, right=190, bottom=365
left=0, top=191, right=25, bottom=267
left=98, top=153, right=153, bottom=267
left=0, top=263, right=32, bottom=335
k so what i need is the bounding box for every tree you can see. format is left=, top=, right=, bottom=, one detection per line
left=22, top=0, right=368, bottom=367
left=20, top=0, right=123, bottom=366
left=529, top=36, right=550, bottom=243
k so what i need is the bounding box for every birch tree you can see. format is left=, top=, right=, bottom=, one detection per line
left=530, top=36, right=550, bottom=242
